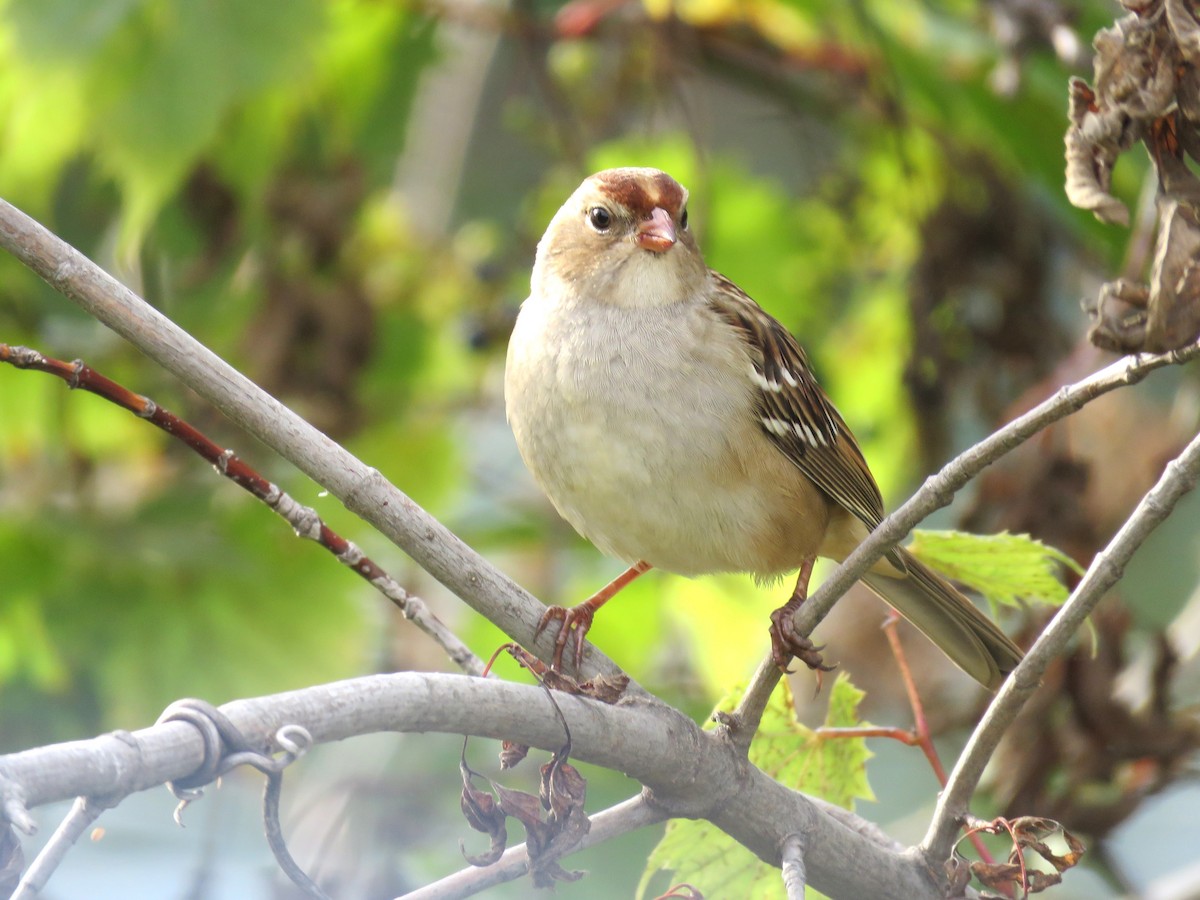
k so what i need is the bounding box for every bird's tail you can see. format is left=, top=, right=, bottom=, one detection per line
left=861, top=547, right=1023, bottom=690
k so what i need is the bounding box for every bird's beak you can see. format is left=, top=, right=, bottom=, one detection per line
left=635, top=207, right=676, bottom=253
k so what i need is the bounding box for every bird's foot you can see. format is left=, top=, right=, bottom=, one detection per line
left=769, top=602, right=836, bottom=675
left=534, top=603, right=596, bottom=671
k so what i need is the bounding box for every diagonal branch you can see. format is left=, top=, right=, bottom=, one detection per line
left=729, top=343, right=1200, bottom=739
left=0, top=197, right=628, bottom=686
left=921, top=424, right=1200, bottom=861
left=0, top=343, right=483, bottom=676
left=9, top=796, right=115, bottom=900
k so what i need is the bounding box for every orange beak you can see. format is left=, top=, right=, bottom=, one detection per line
left=635, top=207, right=676, bottom=253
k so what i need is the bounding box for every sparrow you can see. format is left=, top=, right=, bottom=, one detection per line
left=504, top=167, right=1023, bottom=688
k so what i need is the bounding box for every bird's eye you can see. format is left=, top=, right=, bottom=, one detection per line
left=587, top=206, right=612, bottom=231
left=680, top=207, right=689, bottom=230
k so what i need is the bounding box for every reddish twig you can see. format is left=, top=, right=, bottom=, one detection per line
left=880, top=613, right=948, bottom=785
left=882, top=614, right=1002, bottom=874
left=0, top=343, right=483, bottom=676
left=817, top=612, right=998, bottom=870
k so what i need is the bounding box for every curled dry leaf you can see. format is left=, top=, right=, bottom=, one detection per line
left=1064, top=1, right=1185, bottom=225
left=943, top=851, right=973, bottom=899
left=526, top=751, right=591, bottom=886
left=457, top=690, right=591, bottom=885
left=578, top=672, right=631, bottom=703
left=973, top=861, right=1065, bottom=895
left=1086, top=113, right=1200, bottom=350
left=1069, top=0, right=1200, bottom=351
left=496, top=783, right=546, bottom=827
left=459, top=762, right=508, bottom=866
left=1066, top=77, right=1136, bottom=226
left=964, top=815, right=1086, bottom=895
left=1007, top=816, right=1086, bottom=872
left=504, top=643, right=631, bottom=703
left=500, top=740, right=530, bottom=770
left=494, top=783, right=586, bottom=887
left=541, top=756, right=587, bottom=821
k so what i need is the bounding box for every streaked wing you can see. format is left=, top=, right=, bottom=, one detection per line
left=706, top=271, right=894, bottom=548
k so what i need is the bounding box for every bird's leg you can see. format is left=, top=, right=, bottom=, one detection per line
left=769, top=557, right=835, bottom=674
left=535, top=561, right=653, bottom=670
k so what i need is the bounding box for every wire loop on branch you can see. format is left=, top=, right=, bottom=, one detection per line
left=154, top=699, right=327, bottom=900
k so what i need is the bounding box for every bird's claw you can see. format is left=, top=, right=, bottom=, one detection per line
left=769, top=604, right=836, bottom=675
left=535, top=603, right=595, bottom=671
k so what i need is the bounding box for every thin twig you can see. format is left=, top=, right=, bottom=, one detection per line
left=729, top=344, right=1200, bottom=738
left=881, top=619, right=999, bottom=868
left=780, top=832, right=807, bottom=900
left=881, top=616, right=948, bottom=786
left=11, top=795, right=117, bottom=899
left=921, top=424, right=1200, bottom=862
left=402, top=794, right=664, bottom=900
left=0, top=343, right=484, bottom=676
left=0, top=197, right=635, bottom=687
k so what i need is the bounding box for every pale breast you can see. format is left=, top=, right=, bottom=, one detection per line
left=505, top=295, right=830, bottom=576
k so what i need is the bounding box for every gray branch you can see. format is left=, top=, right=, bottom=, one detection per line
left=0, top=197, right=627, bottom=684
left=731, top=342, right=1200, bottom=737
left=10, top=796, right=113, bottom=900
left=921, top=424, right=1200, bottom=860
left=781, top=832, right=807, bottom=899
left=0, top=674, right=943, bottom=899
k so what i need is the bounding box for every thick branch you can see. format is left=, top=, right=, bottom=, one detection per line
left=921, top=425, right=1200, bottom=860
left=0, top=673, right=942, bottom=899
left=0, top=198, right=622, bottom=683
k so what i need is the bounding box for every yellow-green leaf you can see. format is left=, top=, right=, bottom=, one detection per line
left=639, top=676, right=873, bottom=898
left=908, top=530, right=1082, bottom=612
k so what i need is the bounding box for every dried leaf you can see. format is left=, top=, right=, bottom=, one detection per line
left=971, top=860, right=1024, bottom=891
left=1009, top=817, right=1086, bottom=873
left=499, top=740, right=530, bottom=770
left=459, top=780, right=508, bottom=866
left=1065, top=77, right=1134, bottom=225
left=944, top=852, right=972, bottom=899
left=496, top=784, right=544, bottom=828
left=541, top=757, right=587, bottom=820
left=502, top=643, right=630, bottom=702
left=530, top=856, right=586, bottom=888
left=965, top=816, right=1086, bottom=894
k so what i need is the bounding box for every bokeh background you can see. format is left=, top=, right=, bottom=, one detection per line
left=1, top=0, right=1199, bottom=897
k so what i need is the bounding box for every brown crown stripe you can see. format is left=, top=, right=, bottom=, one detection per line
left=591, top=168, right=687, bottom=218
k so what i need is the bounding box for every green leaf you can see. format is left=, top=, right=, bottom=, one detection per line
left=753, top=675, right=875, bottom=809
left=639, top=676, right=873, bottom=898
left=908, top=530, right=1082, bottom=612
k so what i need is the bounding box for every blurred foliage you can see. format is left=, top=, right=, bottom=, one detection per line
left=0, top=0, right=1197, bottom=897
left=639, top=677, right=872, bottom=898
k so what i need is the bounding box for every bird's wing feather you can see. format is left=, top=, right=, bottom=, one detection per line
left=706, top=271, right=904, bottom=570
